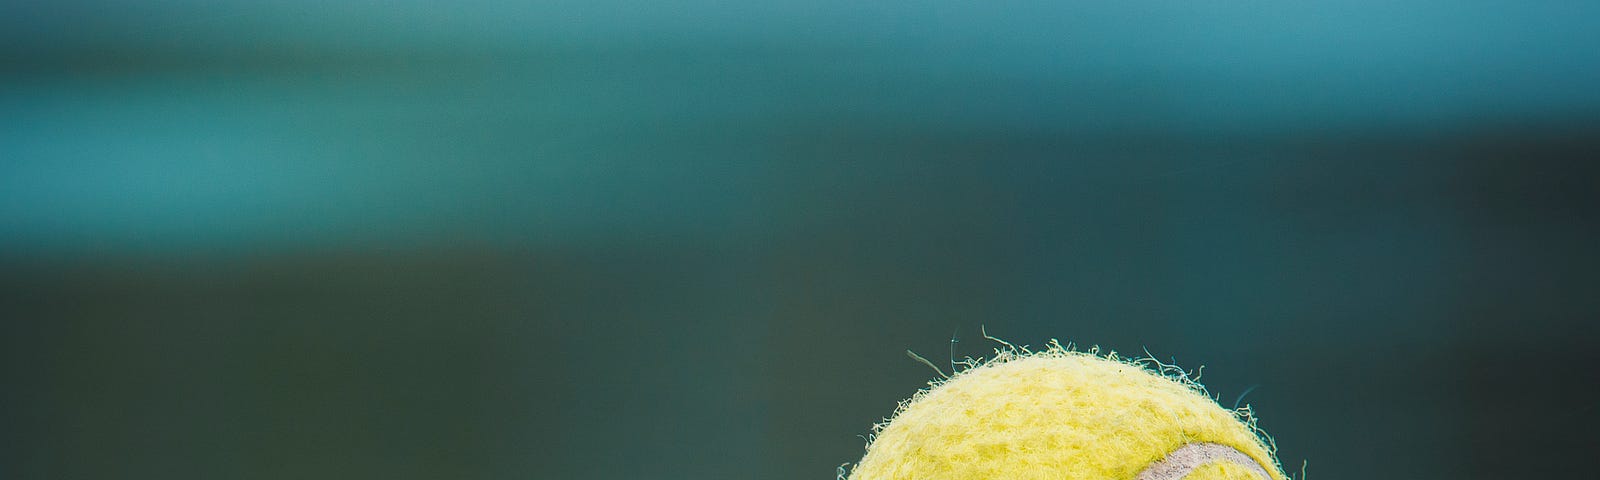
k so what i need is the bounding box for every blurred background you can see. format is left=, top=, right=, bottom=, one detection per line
left=2, top=1, right=1597, bottom=479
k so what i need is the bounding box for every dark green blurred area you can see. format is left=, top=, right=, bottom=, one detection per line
left=3, top=2, right=1598, bottom=479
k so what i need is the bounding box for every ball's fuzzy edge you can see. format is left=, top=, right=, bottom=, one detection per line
left=842, top=337, right=1290, bottom=480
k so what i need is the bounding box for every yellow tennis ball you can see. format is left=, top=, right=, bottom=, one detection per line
left=846, top=344, right=1287, bottom=480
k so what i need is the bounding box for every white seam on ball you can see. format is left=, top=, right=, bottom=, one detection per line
left=1133, top=442, right=1272, bottom=480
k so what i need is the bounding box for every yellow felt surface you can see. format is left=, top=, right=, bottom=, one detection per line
left=847, top=348, right=1286, bottom=480
left=1182, top=461, right=1271, bottom=480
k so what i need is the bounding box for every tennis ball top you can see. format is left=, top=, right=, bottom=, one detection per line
left=847, top=349, right=1286, bottom=480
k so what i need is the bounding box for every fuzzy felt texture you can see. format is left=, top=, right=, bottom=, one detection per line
left=1182, top=461, right=1270, bottom=480
left=846, top=344, right=1285, bottom=480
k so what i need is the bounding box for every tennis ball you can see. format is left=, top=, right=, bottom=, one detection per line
left=846, top=343, right=1286, bottom=480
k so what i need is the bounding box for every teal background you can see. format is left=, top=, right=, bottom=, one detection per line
left=3, top=2, right=1597, bottom=479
